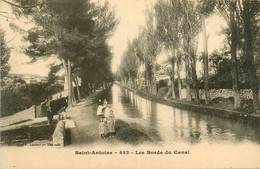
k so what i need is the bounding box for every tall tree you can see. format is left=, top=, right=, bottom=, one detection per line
left=239, top=0, right=260, bottom=113
left=154, top=0, right=183, bottom=99
left=0, top=30, right=11, bottom=80
left=216, top=0, right=241, bottom=109
left=120, top=40, right=139, bottom=88
left=143, top=4, right=160, bottom=95
left=201, top=15, right=211, bottom=104
left=181, top=0, right=201, bottom=103
left=7, top=0, right=117, bottom=106
left=198, top=0, right=216, bottom=104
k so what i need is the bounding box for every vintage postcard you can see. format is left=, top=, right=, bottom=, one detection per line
left=1, top=0, right=260, bottom=168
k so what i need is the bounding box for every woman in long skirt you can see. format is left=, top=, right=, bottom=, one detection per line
left=107, top=109, right=115, bottom=137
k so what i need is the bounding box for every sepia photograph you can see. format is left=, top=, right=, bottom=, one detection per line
left=0, top=0, right=260, bottom=168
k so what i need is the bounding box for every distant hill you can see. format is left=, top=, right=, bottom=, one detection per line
left=8, top=73, right=47, bottom=78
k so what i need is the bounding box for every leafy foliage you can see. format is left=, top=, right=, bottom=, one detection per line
left=9, top=0, right=118, bottom=98
left=0, top=30, right=11, bottom=79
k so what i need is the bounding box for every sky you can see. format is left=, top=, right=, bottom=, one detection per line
left=108, top=0, right=147, bottom=73
left=0, top=0, right=226, bottom=77
left=0, top=1, right=55, bottom=76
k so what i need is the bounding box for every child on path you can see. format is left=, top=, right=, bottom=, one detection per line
left=103, top=99, right=108, bottom=108
left=97, top=105, right=104, bottom=116
left=99, top=118, right=107, bottom=139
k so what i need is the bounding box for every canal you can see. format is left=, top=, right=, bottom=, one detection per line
left=103, top=84, right=260, bottom=146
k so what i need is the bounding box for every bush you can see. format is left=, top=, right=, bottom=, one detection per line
left=158, top=79, right=168, bottom=88
left=115, top=119, right=150, bottom=144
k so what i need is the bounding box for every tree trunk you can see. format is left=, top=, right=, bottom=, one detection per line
left=103, top=82, right=106, bottom=90
left=148, top=61, right=157, bottom=95
left=83, top=85, right=88, bottom=96
left=185, top=54, right=191, bottom=101
left=202, top=15, right=211, bottom=104
left=74, top=76, right=81, bottom=101
left=171, top=75, right=176, bottom=99
left=230, top=9, right=241, bottom=109
left=89, top=83, right=92, bottom=93
left=71, top=83, right=76, bottom=103
left=80, top=76, right=86, bottom=97
left=92, top=82, right=96, bottom=92
left=68, top=58, right=75, bottom=106
left=124, top=78, right=127, bottom=87
left=145, top=70, right=149, bottom=91
left=62, top=58, right=73, bottom=107
left=190, top=52, right=199, bottom=104
left=170, top=50, right=176, bottom=99
left=151, top=66, right=157, bottom=95
left=177, top=54, right=182, bottom=100
left=242, top=0, right=259, bottom=113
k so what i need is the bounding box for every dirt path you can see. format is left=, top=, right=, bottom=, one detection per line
left=66, top=92, right=119, bottom=147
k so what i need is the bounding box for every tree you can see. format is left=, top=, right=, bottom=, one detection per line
left=142, top=4, right=160, bottom=95
left=78, top=41, right=114, bottom=95
left=198, top=0, right=216, bottom=104
left=7, top=0, right=117, bottom=106
left=214, top=0, right=242, bottom=109
left=181, top=0, right=201, bottom=103
left=154, top=0, right=183, bottom=99
left=134, top=32, right=150, bottom=90
left=201, top=15, right=211, bottom=104
left=239, top=0, right=260, bottom=113
left=0, top=30, right=11, bottom=80
left=120, top=40, right=139, bottom=88
left=47, top=64, right=62, bottom=85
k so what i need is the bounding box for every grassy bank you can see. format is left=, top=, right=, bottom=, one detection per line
left=114, top=119, right=162, bottom=145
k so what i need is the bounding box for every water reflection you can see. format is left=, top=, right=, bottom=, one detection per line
left=108, top=84, right=260, bottom=145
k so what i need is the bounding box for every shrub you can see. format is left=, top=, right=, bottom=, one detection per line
left=115, top=119, right=150, bottom=144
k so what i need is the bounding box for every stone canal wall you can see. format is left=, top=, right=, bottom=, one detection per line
left=189, top=89, right=260, bottom=100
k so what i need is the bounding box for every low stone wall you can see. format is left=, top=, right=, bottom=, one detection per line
left=52, top=121, right=66, bottom=147
left=187, top=89, right=260, bottom=100
left=0, top=106, right=35, bottom=127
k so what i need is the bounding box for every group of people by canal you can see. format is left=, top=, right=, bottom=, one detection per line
left=97, top=99, right=116, bottom=138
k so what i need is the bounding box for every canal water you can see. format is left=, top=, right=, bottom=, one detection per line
left=104, top=84, right=260, bottom=146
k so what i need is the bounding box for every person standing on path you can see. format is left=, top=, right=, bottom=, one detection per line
left=103, top=99, right=108, bottom=108
left=97, top=99, right=102, bottom=110
left=99, top=118, right=107, bottom=139
left=104, top=104, right=111, bottom=118
left=98, top=99, right=102, bottom=106
left=45, top=97, right=53, bottom=125
left=97, top=99, right=104, bottom=119
left=107, top=105, right=116, bottom=137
